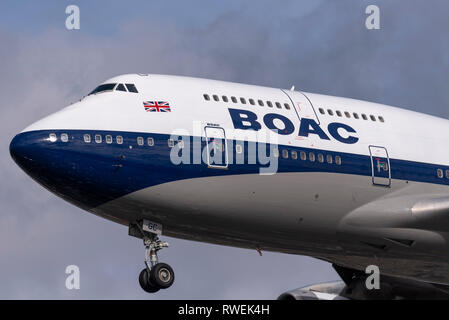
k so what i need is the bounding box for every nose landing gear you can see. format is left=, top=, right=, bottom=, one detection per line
left=131, top=222, right=175, bottom=293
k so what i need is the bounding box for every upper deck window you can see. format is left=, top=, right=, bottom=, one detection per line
left=89, top=83, right=117, bottom=95
left=125, top=84, right=139, bottom=93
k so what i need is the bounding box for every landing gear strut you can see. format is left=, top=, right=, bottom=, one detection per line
left=132, top=222, right=175, bottom=293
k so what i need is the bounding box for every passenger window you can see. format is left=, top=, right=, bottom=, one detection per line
left=362, top=114, right=368, bottom=120
left=327, top=109, right=334, bottom=116
left=284, top=103, right=291, bottom=110
left=282, top=149, right=289, bottom=159
left=137, top=137, right=144, bottom=146
left=344, top=111, right=351, bottom=118
left=437, top=169, right=444, bottom=178
left=240, top=97, right=246, bottom=104
left=236, top=144, right=243, bottom=154
left=116, top=84, right=127, bottom=92
left=353, top=113, right=359, bottom=119
left=446, top=170, right=449, bottom=179
left=213, top=95, right=219, bottom=102
left=222, top=96, right=228, bottom=102
left=309, top=152, right=315, bottom=162
left=249, top=99, right=255, bottom=105
left=61, top=133, right=68, bottom=142
left=291, top=150, right=298, bottom=160
left=116, top=136, right=123, bottom=144
left=83, top=134, right=91, bottom=143
left=258, top=100, right=264, bottom=106
left=300, top=151, right=306, bottom=161
left=147, top=137, right=154, bottom=146
left=106, top=135, right=113, bottom=144
left=336, top=111, right=342, bottom=117
left=378, top=116, right=385, bottom=123
left=273, top=148, right=279, bottom=158
left=326, top=154, right=333, bottom=164
left=318, top=153, right=324, bottom=163
left=275, top=102, right=282, bottom=109
left=319, top=108, right=325, bottom=115
left=49, top=133, right=57, bottom=142
left=168, top=139, right=174, bottom=148
left=231, top=96, right=237, bottom=103
left=125, top=84, right=138, bottom=93
left=335, top=155, right=342, bottom=165
left=95, top=134, right=102, bottom=143
left=267, top=101, right=273, bottom=108
left=370, top=115, right=376, bottom=121
left=203, top=94, right=210, bottom=101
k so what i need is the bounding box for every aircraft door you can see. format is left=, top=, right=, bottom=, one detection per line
left=282, top=90, right=320, bottom=125
left=369, top=146, right=391, bottom=187
left=204, top=126, right=228, bottom=169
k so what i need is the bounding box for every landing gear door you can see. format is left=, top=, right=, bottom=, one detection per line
left=369, top=146, right=391, bottom=187
left=283, top=90, right=320, bottom=125
left=204, top=126, right=228, bottom=169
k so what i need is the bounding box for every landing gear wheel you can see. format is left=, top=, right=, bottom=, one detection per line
left=132, top=221, right=174, bottom=294
left=139, top=269, right=160, bottom=293
left=150, top=263, right=175, bottom=289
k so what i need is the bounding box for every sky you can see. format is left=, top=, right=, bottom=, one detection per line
left=1, top=0, right=449, bottom=299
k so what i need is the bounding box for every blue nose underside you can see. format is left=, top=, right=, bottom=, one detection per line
left=9, top=130, right=141, bottom=209
left=9, top=130, right=224, bottom=211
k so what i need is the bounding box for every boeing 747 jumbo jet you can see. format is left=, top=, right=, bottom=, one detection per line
left=10, top=74, right=449, bottom=299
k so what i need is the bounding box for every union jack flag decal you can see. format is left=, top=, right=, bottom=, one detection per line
left=143, top=101, right=171, bottom=112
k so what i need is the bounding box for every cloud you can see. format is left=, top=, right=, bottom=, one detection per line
left=2, top=0, right=449, bottom=298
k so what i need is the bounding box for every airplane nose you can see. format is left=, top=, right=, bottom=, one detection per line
left=10, top=131, right=54, bottom=187
left=9, top=130, right=135, bottom=211
left=9, top=132, right=33, bottom=171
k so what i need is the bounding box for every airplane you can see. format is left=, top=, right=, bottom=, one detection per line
left=9, top=73, right=449, bottom=299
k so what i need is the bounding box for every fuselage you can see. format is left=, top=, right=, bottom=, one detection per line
left=10, top=74, right=449, bottom=286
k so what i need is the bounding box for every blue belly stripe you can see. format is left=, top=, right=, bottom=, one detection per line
left=9, top=129, right=449, bottom=210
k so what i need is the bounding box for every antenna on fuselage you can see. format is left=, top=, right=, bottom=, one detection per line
left=290, top=85, right=295, bottom=91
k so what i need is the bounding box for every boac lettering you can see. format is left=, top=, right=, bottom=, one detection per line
left=229, top=108, right=358, bottom=144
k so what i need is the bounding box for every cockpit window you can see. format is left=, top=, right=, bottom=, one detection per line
left=89, top=83, right=116, bottom=95
left=125, top=84, right=139, bottom=93
left=116, top=83, right=127, bottom=92
left=88, top=82, right=139, bottom=96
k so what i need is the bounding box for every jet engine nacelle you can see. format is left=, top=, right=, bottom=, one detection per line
left=277, top=281, right=348, bottom=300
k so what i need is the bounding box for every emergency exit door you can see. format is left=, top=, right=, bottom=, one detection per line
left=369, top=146, right=391, bottom=187
left=204, top=126, right=228, bottom=169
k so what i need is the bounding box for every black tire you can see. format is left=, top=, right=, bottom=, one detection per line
left=150, top=263, right=175, bottom=289
left=139, top=268, right=160, bottom=293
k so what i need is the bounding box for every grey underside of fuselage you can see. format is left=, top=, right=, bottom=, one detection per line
left=92, top=172, right=449, bottom=285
